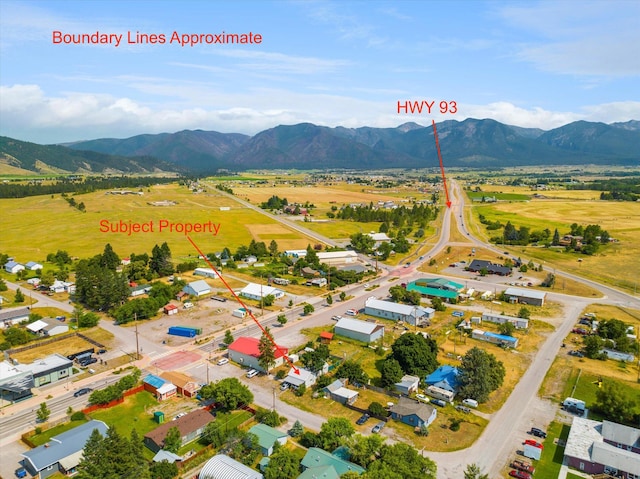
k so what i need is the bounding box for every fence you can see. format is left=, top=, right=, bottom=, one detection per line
left=6, top=331, right=106, bottom=357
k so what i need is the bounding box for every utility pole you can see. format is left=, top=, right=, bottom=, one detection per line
left=134, top=313, right=140, bottom=360
left=206, top=361, right=209, bottom=384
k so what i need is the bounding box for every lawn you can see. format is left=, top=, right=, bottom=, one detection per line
left=89, top=390, right=160, bottom=438
left=467, top=191, right=530, bottom=201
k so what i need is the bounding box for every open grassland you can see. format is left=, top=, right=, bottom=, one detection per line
left=465, top=184, right=606, bottom=201
left=470, top=199, right=640, bottom=293
left=0, top=183, right=313, bottom=261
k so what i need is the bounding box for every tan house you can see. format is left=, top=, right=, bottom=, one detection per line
left=160, top=371, right=201, bottom=398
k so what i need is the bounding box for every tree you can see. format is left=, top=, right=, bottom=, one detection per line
left=268, top=240, right=279, bottom=257
left=199, top=377, right=254, bottom=411
left=552, top=228, right=560, bottom=246
left=318, top=417, right=355, bottom=451
left=326, top=294, right=333, bottom=305
left=431, top=297, right=446, bottom=311
left=303, top=303, right=314, bottom=315
left=163, top=426, right=181, bottom=453
left=202, top=421, right=228, bottom=447
left=518, top=307, right=531, bottom=319
left=0, top=278, right=7, bottom=291
left=149, top=460, right=179, bottom=479
left=289, top=420, right=304, bottom=437
left=464, top=463, right=489, bottom=479
left=294, top=383, right=306, bottom=397
left=277, top=314, right=288, bottom=326
left=380, top=358, right=404, bottom=388
left=36, top=402, right=50, bottom=422
left=258, top=328, right=277, bottom=372
left=583, top=335, right=605, bottom=359
left=417, top=424, right=429, bottom=436
left=365, top=442, right=437, bottom=479
left=14, top=288, right=25, bottom=303
left=390, top=333, right=439, bottom=378
left=224, top=329, right=234, bottom=345
left=368, top=401, right=388, bottom=417
left=457, top=347, right=505, bottom=403
left=100, top=243, right=120, bottom=271
left=264, top=447, right=300, bottom=479
left=339, top=291, right=346, bottom=301
left=347, top=433, right=383, bottom=468
left=263, top=294, right=275, bottom=307
left=301, top=343, right=330, bottom=372
left=334, top=360, right=368, bottom=385
left=78, top=311, right=100, bottom=328
left=594, top=382, right=637, bottom=424
left=498, top=322, right=515, bottom=337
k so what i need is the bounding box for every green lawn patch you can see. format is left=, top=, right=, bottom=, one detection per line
left=89, top=391, right=159, bottom=438
left=527, top=421, right=570, bottom=479
left=467, top=192, right=530, bottom=201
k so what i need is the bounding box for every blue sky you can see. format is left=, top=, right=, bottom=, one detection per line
left=1, top=0, right=639, bottom=143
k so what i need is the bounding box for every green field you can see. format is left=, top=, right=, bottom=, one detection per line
left=467, top=191, right=530, bottom=201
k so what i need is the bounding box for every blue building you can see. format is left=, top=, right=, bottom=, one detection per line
left=472, top=329, right=519, bottom=348
left=425, top=365, right=460, bottom=393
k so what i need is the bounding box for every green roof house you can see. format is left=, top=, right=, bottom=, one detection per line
left=301, top=448, right=365, bottom=476
left=248, top=424, right=288, bottom=456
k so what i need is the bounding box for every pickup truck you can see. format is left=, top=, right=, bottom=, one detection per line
left=511, top=459, right=535, bottom=474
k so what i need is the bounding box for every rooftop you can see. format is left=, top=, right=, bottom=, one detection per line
left=365, top=298, right=434, bottom=317
left=301, top=447, right=365, bottom=476
left=334, top=317, right=383, bottom=335
left=504, top=287, right=547, bottom=300
left=229, top=337, right=287, bottom=359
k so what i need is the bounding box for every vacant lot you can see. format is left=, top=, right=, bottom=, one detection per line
left=10, top=327, right=114, bottom=363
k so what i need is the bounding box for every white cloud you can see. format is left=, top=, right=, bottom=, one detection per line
left=1, top=84, right=639, bottom=144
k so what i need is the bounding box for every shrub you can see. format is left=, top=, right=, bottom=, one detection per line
left=71, top=411, right=86, bottom=421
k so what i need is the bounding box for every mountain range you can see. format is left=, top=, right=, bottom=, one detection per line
left=2, top=118, right=639, bottom=175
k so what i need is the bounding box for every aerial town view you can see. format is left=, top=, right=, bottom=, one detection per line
left=0, top=1, right=639, bottom=479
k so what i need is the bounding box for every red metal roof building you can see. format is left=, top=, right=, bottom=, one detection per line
left=228, top=337, right=288, bottom=372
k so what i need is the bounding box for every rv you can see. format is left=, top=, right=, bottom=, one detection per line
left=426, top=385, right=455, bottom=403
left=563, top=397, right=586, bottom=414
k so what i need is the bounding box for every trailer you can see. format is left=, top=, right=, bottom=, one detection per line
left=563, top=397, right=586, bottom=414
left=168, top=326, right=200, bottom=338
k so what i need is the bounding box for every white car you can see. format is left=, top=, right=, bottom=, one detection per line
left=345, top=309, right=358, bottom=316
left=246, top=369, right=259, bottom=378
left=416, top=393, right=429, bottom=403
left=217, top=358, right=229, bottom=366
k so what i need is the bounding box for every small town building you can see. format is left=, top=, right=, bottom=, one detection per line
left=472, top=329, right=519, bottom=348
left=143, top=409, right=214, bottom=453
left=283, top=367, right=317, bottom=389
left=319, top=331, right=334, bottom=344
left=316, top=250, right=359, bottom=265
left=481, top=312, right=529, bottom=329
left=0, top=307, right=31, bottom=328
left=239, top=283, right=285, bottom=301
left=130, top=284, right=153, bottom=297
left=199, top=454, right=263, bottom=479
left=324, top=379, right=359, bottom=405
left=301, top=448, right=365, bottom=476
left=152, top=450, right=182, bottom=464
left=503, top=287, right=546, bottom=306
left=163, top=304, right=179, bottom=315
left=406, top=278, right=462, bottom=302
left=310, top=277, right=328, bottom=287
left=24, top=261, right=43, bottom=271
left=334, top=317, right=384, bottom=344
left=160, top=371, right=200, bottom=398
left=143, top=374, right=177, bottom=401
left=390, top=398, right=437, bottom=428
left=21, top=420, right=108, bottom=478
left=467, top=259, right=512, bottom=276
left=20, top=353, right=73, bottom=388
left=248, top=424, right=288, bottom=456
left=26, top=318, right=69, bottom=337
left=4, top=260, right=25, bottom=274
left=194, top=267, right=222, bottom=279
left=425, top=365, right=460, bottom=393
left=364, top=298, right=434, bottom=326
left=228, top=337, right=288, bottom=372
left=394, top=375, right=420, bottom=395
left=182, top=280, right=211, bottom=297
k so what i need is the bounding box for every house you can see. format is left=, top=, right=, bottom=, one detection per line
left=199, top=454, right=263, bottom=479
left=182, top=280, right=211, bottom=297
left=25, top=261, right=43, bottom=271
left=50, top=280, right=74, bottom=294
left=467, top=259, right=512, bottom=276
left=472, top=329, right=519, bottom=348
left=228, top=337, right=288, bottom=372
left=390, top=398, right=437, bottom=428
left=0, top=307, right=31, bottom=328
left=152, top=450, right=182, bottom=464
left=163, top=304, right=179, bottom=315
left=364, top=298, right=434, bottom=327
left=564, top=417, right=640, bottom=477
left=301, top=448, right=365, bottom=476
left=143, top=374, right=177, bottom=401
left=301, top=267, right=320, bottom=278
left=243, top=255, right=258, bottom=264
left=481, top=312, right=529, bottom=329
left=129, top=284, right=153, bottom=297
left=406, top=278, right=462, bottom=302
left=194, top=267, right=222, bottom=279
left=395, top=375, right=420, bottom=395
left=310, top=277, right=328, bottom=287
left=334, top=317, right=384, bottom=344
left=160, top=371, right=200, bottom=398
left=503, top=287, right=546, bottom=306
left=425, top=365, right=460, bottom=393
left=317, top=251, right=359, bottom=265
left=298, top=465, right=339, bottom=479
left=26, top=318, right=69, bottom=337
left=21, top=420, right=108, bottom=479
left=324, top=379, right=359, bottom=405
left=367, top=232, right=391, bottom=248
left=284, top=367, right=317, bottom=389
left=239, top=283, right=285, bottom=301
left=4, top=260, right=25, bottom=274
left=143, top=409, right=214, bottom=453
left=248, top=424, right=288, bottom=456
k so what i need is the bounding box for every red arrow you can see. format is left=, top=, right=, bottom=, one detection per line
left=432, top=119, right=451, bottom=209
left=187, top=235, right=300, bottom=374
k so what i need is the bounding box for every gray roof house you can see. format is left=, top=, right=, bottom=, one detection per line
left=390, top=398, right=437, bottom=429
left=364, top=298, right=435, bottom=326
left=324, top=379, right=359, bottom=405
left=0, top=307, right=31, bottom=328
left=182, top=280, right=211, bottom=297
left=199, top=454, right=263, bottom=479
left=4, top=260, right=25, bottom=274
left=334, top=317, right=384, bottom=344
left=394, top=375, right=420, bottom=395
left=21, top=420, right=109, bottom=479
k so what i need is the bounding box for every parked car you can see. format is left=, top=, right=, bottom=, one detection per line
left=246, top=369, right=259, bottom=378
left=579, top=318, right=592, bottom=326
left=415, top=394, right=429, bottom=403
left=372, top=421, right=385, bottom=433
left=455, top=405, right=471, bottom=414
left=280, top=382, right=290, bottom=391
left=217, top=358, right=229, bottom=366
left=97, top=348, right=107, bottom=354
left=15, top=467, right=27, bottom=478
left=509, top=470, right=532, bottom=479
left=74, top=387, right=93, bottom=397
left=431, top=399, right=446, bottom=407
left=79, top=357, right=98, bottom=367
left=331, top=315, right=343, bottom=321
left=568, top=350, right=584, bottom=358
left=572, top=328, right=589, bottom=335
left=173, top=412, right=187, bottom=421
left=356, top=413, right=370, bottom=425
left=511, top=459, right=535, bottom=474
left=345, top=309, right=358, bottom=316
left=530, top=427, right=547, bottom=438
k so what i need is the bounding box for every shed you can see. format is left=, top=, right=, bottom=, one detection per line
left=334, top=317, right=384, bottom=343
left=319, top=331, right=334, bottom=344
left=324, top=379, right=358, bottom=405
left=183, top=280, right=211, bottom=297
left=163, top=304, right=179, bottom=315
left=394, top=375, right=420, bottom=395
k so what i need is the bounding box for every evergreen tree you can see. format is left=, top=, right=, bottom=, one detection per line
left=552, top=228, right=560, bottom=246
left=36, top=402, right=50, bottom=422
left=457, top=347, right=505, bottom=403
left=224, top=329, right=234, bottom=345
left=464, top=463, right=489, bottom=479
left=258, top=328, right=277, bottom=372
left=289, top=420, right=304, bottom=437
left=14, top=288, right=25, bottom=303
left=100, top=243, right=120, bottom=271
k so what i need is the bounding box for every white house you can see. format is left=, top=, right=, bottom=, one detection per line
left=481, top=312, right=529, bottom=329
left=0, top=307, right=31, bottom=328
left=193, top=268, right=222, bottom=279
left=364, top=298, right=434, bottom=326
left=316, top=251, right=358, bottom=265
left=395, top=375, right=420, bottom=395
left=182, top=280, right=211, bottom=297
left=284, top=367, right=316, bottom=389
left=4, top=261, right=25, bottom=274
left=24, top=261, right=43, bottom=271
left=50, top=280, right=74, bottom=294
left=199, top=455, right=263, bottom=479
left=334, top=317, right=384, bottom=343
left=239, top=283, right=285, bottom=301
